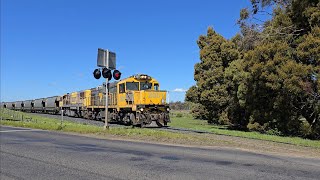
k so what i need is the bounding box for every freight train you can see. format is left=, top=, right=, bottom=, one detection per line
left=1, top=74, right=170, bottom=127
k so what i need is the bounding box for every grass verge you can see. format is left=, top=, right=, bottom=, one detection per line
left=0, top=109, right=230, bottom=147
left=169, top=111, right=320, bottom=148
left=1, top=109, right=319, bottom=149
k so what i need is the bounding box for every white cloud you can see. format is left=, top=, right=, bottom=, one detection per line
left=172, top=88, right=187, bottom=92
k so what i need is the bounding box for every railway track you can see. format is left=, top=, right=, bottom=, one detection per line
left=24, top=113, right=213, bottom=134
left=25, top=113, right=124, bottom=128
left=160, top=126, right=212, bottom=134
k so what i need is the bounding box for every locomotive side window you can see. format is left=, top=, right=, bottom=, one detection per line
left=119, top=83, right=125, bottom=93
left=154, top=83, right=159, bottom=90
left=140, top=82, right=152, bottom=90
left=126, top=82, right=139, bottom=91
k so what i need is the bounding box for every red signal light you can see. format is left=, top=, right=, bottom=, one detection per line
left=113, top=70, right=121, bottom=80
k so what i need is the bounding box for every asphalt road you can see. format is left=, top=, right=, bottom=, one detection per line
left=1, top=126, right=319, bottom=180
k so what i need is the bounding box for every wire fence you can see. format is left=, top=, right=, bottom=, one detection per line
left=0, top=108, right=66, bottom=130
left=0, top=108, right=36, bottom=123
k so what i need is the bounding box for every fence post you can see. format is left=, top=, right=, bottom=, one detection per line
left=61, top=110, right=64, bottom=127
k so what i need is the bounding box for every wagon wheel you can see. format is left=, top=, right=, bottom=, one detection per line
left=83, top=111, right=88, bottom=119
left=88, top=111, right=94, bottom=120
left=129, top=113, right=136, bottom=125
left=97, top=112, right=102, bottom=121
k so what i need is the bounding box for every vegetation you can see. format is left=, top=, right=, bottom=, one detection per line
left=0, top=109, right=229, bottom=145
left=186, top=0, right=320, bottom=139
left=169, top=101, right=191, bottom=111
left=1, top=108, right=319, bottom=149
left=170, top=111, right=320, bottom=148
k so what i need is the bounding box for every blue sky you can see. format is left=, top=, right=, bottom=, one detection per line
left=1, top=0, right=251, bottom=102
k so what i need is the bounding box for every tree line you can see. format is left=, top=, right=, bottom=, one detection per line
left=186, top=0, right=320, bottom=139
left=169, top=101, right=191, bottom=111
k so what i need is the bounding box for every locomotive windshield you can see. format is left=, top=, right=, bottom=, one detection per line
left=140, top=82, right=152, bottom=90
left=126, top=82, right=139, bottom=91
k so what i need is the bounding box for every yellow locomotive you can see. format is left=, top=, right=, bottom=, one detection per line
left=61, top=74, right=170, bottom=127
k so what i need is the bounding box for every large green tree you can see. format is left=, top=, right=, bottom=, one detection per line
left=238, top=0, right=320, bottom=137
left=187, top=0, right=320, bottom=138
left=186, top=28, right=239, bottom=124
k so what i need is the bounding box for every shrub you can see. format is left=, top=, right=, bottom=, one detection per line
left=176, top=113, right=183, bottom=118
left=266, top=128, right=282, bottom=136
left=218, top=111, right=230, bottom=125
left=247, top=122, right=264, bottom=132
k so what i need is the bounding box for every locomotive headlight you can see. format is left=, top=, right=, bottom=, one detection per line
left=167, top=108, right=170, bottom=111
left=140, top=108, right=144, bottom=112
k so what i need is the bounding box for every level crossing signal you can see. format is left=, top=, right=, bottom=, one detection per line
left=113, top=70, right=121, bottom=80
left=93, top=68, right=121, bottom=80
left=102, top=68, right=112, bottom=80
left=93, top=69, right=101, bottom=79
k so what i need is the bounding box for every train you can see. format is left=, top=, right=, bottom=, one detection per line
left=1, top=74, right=170, bottom=127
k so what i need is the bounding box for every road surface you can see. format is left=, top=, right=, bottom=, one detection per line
left=1, top=126, right=319, bottom=180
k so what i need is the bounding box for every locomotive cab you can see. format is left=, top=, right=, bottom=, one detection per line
left=109, top=74, right=170, bottom=127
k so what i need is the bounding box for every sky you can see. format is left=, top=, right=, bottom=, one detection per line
left=1, top=0, right=251, bottom=102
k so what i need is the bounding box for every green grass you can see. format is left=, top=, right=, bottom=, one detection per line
left=170, top=110, right=320, bottom=148
left=1, top=109, right=319, bottom=149
left=0, top=109, right=100, bottom=133
left=0, top=109, right=229, bottom=146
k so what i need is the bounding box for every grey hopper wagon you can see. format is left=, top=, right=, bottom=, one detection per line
left=23, top=100, right=34, bottom=112
left=33, top=98, right=45, bottom=112
left=6, top=102, right=15, bottom=110
left=45, top=96, right=61, bottom=113
left=1, top=102, right=7, bottom=108
left=15, top=101, right=24, bottom=111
